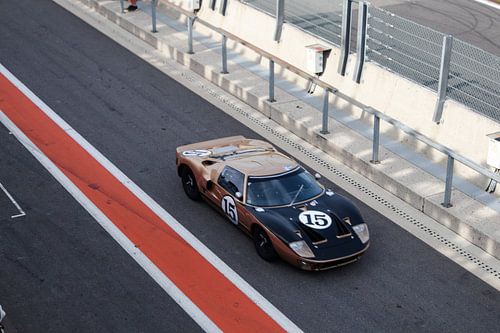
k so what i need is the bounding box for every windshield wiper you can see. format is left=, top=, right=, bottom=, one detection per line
left=289, top=185, right=304, bottom=207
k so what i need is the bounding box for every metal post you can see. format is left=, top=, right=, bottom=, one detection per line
left=433, top=35, right=454, bottom=123
left=187, top=16, right=195, bottom=54
left=151, top=0, right=158, bottom=33
left=353, top=1, right=368, bottom=83
left=371, top=114, right=380, bottom=164
left=320, top=88, right=330, bottom=134
left=274, top=0, right=285, bottom=42
left=219, top=0, right=228, bottom=16
left=442, top=155, right=455, bottom=207
left=119, top=0, right=125, bottom=13
left=221, top=35, right=228, bottom=74
left=338, top=0, right=352, bottom=76
left=209, top=0, right=216, bottom=10
left=268, top=60, right=275, bottom=102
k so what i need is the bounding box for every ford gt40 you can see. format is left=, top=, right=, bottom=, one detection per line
left=176, top=136, right=369, bottom=270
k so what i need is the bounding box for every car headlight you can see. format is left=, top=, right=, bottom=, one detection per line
left=352, top=223, right=369, bottom=244
left=289, top=241, right=315, bottom=258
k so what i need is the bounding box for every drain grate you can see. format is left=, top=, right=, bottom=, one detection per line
left=179, top=72, right=500, bottom=281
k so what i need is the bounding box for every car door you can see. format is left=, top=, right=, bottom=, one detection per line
left=213, top=166, right=249, bottom=229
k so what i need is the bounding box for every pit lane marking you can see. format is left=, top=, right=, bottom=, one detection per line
left=0, top=63, right=301, bottom=333
left=0, top=182, right=26, bottom=219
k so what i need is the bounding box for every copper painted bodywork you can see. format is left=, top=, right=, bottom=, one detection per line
left=176, top=136, right=368, bottom=270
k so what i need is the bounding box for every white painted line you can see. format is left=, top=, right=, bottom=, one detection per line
left=0, top=181, right=26, bottom=219
left=0, top=60, right=302, bottom=332
left=0, top=111, right=222, bottom=333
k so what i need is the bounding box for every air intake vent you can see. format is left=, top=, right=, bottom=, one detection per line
left=334, top=216, right=352, bottom=238
left=298, top=223, right=327, bottom=244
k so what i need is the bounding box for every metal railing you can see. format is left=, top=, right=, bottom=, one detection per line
left=119, top=0, right=500, bottom=207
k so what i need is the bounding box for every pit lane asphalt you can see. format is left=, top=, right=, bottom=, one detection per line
left=0, top=0, right=499, bottom=332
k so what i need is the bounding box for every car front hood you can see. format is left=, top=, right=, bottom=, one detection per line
left=248, top=191, right=368, bottom=260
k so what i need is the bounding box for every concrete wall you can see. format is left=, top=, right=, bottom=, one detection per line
left=163, top=0, right=500, bottom=188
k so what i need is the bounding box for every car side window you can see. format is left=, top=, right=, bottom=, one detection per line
left=218, top=166, right=245, bottom=197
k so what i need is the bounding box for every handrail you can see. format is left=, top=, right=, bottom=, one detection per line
left=145, top=0, right=498, bottom=206
left=364, top=107, right=500, bottom=183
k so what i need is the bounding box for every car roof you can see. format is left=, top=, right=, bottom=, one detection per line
left=224, top=151, right=299, bottom=177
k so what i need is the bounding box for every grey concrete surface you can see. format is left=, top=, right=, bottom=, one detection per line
left=1, top=0, right=499, bottom=332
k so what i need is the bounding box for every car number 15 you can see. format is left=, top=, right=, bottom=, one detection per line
left=221, top=195, right=238, bottom=225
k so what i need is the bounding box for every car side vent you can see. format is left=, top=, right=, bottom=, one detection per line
left=202, top=160, right=218, bottom=166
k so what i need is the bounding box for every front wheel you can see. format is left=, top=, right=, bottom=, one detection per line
left=181, top=167, right=201, bottom=201
left=253, top=226, right=278, bottom=261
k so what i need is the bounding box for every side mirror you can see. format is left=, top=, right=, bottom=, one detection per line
left=314, top=173, right=322, bottom=180
left=206, top=180, right=213, bottom=190
left=235, top=192, right=243, bottom=200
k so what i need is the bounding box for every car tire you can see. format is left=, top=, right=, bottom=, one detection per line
left=181, top=167, right=201, bottom=201
left=253, top=226, right=278, bottom=261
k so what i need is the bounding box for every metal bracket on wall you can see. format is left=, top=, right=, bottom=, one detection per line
left=209, top=0, right=228, bottom=15
left=337, top=0, right=353, bottom=76
left=433, top=35, right=454, bottom=123
left=353, top=1, right=368, bottom=83
left=274, top=0, right=285, bottom=42
left=219, top=0, right=228, bottom=16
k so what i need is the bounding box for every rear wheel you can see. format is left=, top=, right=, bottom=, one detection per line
left=181, top=167, right=201, bottom=201
left=253, top=226, right=278, bottom=261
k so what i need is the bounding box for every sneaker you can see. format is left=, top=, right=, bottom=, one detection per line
left=126, top=5, right=138, bottom=11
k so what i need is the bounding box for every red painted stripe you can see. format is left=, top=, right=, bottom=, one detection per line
left=0, top=73, right=285, bottom=332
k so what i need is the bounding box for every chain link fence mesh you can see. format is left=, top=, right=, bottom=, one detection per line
left=242, top=0, right=344, bottom=46
left=367, top=6, right=500, bottom=122
left=240, top=1, right=500, bottom=122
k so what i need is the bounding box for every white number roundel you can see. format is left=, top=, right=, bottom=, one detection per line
left=298, top=211, right=332, bottom=229
left=221, top=195, right=238, bottom=225
left=182, top=149, right=211, bottom=157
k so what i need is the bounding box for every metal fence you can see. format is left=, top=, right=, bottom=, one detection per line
left=367, top=6, right=500, bottom=123
left=242, top=0, right=344, bottom=46
left=242, top=0, right=500, bottom=123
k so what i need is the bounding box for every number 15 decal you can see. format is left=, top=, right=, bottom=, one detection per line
left=221, top=195, right=238, bottom=225
left=298, top=211, right=332, bottom=229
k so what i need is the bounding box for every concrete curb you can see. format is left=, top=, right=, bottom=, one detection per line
left=67, top=0, right=499, bottom=259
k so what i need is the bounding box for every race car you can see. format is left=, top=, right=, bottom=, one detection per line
left=176, top=136, right=369, bottom=270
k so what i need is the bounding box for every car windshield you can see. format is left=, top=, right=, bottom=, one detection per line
left=246, top=168, right=323, bottom=207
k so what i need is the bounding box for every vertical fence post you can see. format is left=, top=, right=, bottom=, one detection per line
left=187, top=16, right=195, bottom=54
left=151, top=0, right=158, bottom=33
left=338, top=0, right=352, bottom=75
left=371, top=113, right=380, bottom=164
left=268, top=60, right=276, bottom=102
left=442, top=155, right=455, bottom=207
left=221, top=35, right=228, bottom=74
left=320, top=88, right=330, bottom=134
left=274, top=0, right=285, bottom=42
left=209, top=0, right=216, bottom=10
left=353, top=1, right=368, bottom=83
left=119, top=0, right=125, bottom=13
left=219, top=0, right=228, bottom=15
left=433, top=35, right=453, bottom=123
